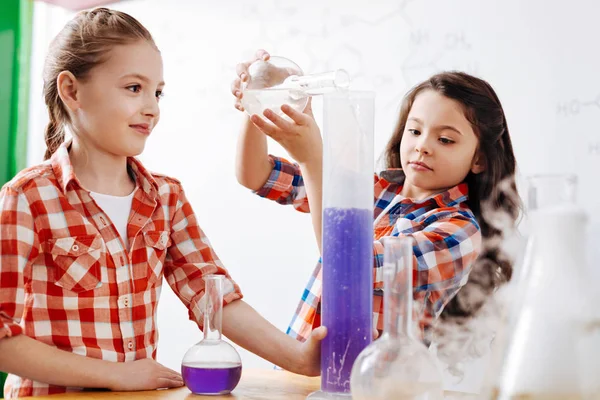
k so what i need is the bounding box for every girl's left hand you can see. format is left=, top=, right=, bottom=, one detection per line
left=250, top=100, right=322, bottom=166
left=295, top=327, right=379, bottom=376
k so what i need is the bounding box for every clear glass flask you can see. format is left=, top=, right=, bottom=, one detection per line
left=350, top=236, right=444, bottom=400
left=181, top=275, right=242, bottom=395
left=307, top=91, right=375, bottom=399
left=241, top=56, right=350, bottom=117
left=484, top=174, right=598, bottom=399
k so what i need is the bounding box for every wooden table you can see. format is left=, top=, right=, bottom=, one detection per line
left=29, top=369, right=476, bottom=399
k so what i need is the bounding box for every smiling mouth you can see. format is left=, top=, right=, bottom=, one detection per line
left=130, top=125, right=151, bottom=135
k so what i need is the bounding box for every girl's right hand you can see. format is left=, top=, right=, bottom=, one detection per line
left=250, top=102, right=321, bottom=166
left=231, top=49, right=271, bottom=112
left=109, top=358, right=184, bottom=391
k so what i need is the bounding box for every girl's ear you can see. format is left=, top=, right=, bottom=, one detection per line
left=56, top=70, right=81, bottom=112
left=471, top=151, right=486, bottom=174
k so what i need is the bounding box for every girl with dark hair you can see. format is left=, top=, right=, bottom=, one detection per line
left=232, top=50, right=522, bottom=345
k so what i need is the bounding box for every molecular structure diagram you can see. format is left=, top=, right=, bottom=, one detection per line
left=556, top=93, right=600, bottom=117
left=223, top=0, right=480, bottom=113
left=556, top=93, right=600, bottom=156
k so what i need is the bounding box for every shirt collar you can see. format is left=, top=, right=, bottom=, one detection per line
left=51, top=140, right=159, bottom=198
left=379, top=168, right=469, bottom=208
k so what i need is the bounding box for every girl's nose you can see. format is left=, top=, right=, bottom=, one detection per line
left=415, top=137, right=431, bottom=155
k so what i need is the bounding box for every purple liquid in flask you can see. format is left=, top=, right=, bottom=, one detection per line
left=182, top=362, right=242, bottom=395
left=181, top=275, right=243, bottom=395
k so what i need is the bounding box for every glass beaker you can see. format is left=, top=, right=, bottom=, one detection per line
left=181, top=275, right=242, bottom=395
left=350, top=236, right=444, bottom=400
left=241, top=55, right=350, bottom=117
left=485, top=174, right=597, bottom=399
left=307, top=91, right=375, bottom=399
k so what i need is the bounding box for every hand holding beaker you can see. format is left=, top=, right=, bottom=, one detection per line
left=250, top=102, right=322, bottom=166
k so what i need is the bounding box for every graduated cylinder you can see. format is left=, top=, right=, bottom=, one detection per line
left=318, top=91, right=375, bottom=396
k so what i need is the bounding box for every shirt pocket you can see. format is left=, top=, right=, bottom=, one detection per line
left=44, top=234, right=104, bottom=293
left=143, top=230, right=170, bottom=286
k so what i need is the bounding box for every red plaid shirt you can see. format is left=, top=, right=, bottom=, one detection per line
left=0, top=142, right=242, bottom=398
left=255, top=156, right=482, bottom=343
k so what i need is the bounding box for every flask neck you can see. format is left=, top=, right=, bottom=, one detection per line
left=203, top=275, right=224, bottom=341
left=283, top=69, right=350, bottom=96
left=382, top=237, right=414, bottom=339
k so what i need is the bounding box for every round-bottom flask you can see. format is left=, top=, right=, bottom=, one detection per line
left=181, top=275, right=242, bottom=395
left=350, top=237, right=443, bottom=400
left=241, top=55, right=349, bottom=118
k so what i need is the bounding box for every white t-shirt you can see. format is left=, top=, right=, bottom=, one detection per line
left=89, top=189, right=136, bottom=251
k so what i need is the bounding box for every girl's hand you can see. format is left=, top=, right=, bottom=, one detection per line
left=296, top=326, right=327, bottom=376
left=295, top=327, right=379, bottom=377
left=250, top=101, right=322, bottom=166
left=231, top=49, right=304, bottom=113
left=232, top=49, right=270, bottom=112
left=108, top=358, right=184, bottom=391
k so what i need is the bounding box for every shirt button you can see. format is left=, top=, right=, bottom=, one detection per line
left=72, top=244, right=79, bottom=252
left=124, top=298, right=130, bottom=307
left=127, top=342, right=134, bottom=350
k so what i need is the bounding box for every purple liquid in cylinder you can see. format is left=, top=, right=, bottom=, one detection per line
left=182, top=362, right=242, bottom=395
left=321, top=207, right=373, bottom=393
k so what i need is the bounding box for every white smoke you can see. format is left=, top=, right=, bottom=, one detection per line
left=431, top=176, right=525, bottom=381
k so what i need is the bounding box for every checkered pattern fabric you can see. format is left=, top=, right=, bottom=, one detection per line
left=0, top=142, right=242, bottom=398
left=255, top=155, right=481, bottom=343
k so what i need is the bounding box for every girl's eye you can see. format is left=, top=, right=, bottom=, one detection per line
left=155, top=90, right=164, bottom=99
left=127, top=84, right=141, bottom=93
left=439, top=137, right=455, bottom=145
left=408, top=129, right=420, bottom=136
